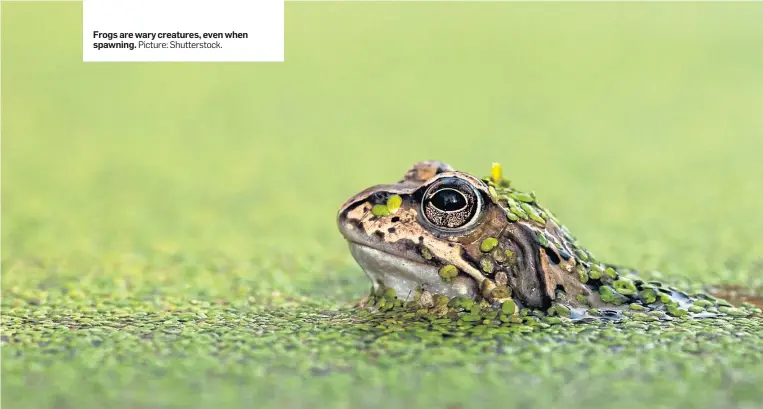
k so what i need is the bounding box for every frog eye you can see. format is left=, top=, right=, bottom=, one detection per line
left=421, top=177, right=483, bottom=232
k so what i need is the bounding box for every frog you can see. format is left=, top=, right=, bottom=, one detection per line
left=336, top=160, right=753, bottom=320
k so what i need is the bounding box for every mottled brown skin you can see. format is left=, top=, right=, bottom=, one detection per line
left=500, top=214, right=597, bottom=308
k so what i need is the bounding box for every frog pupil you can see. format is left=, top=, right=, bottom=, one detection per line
left=431, top=189, right=467, bottom=212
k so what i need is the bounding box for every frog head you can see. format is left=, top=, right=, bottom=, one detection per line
left=337, top=161, right=534, bottom=306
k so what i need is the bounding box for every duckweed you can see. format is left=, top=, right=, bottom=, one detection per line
left=501, top=299, right=517, bottom=315
left=599, top=286, right=628, bottom=305
left=438, top=265, right=459, bottom=281
left=520, top=202, right=546, bottom=224
left=509, top=205, right=530, bottom=220
left=386, top=194, right=403, bottom=213
left=666, top=305, right=688, bottom=317
left=639, top=289, right=658, bottom=304
left=536, top=232, right=550, bottom=248
left=382, top=287, right=397, bottom=300
left=629, top=303, right=646, bottom=311
left=420, top=245, right=434, bottom=260
left=693, top=299, right=714, bottom=308
left=480, top=237, right=499, bottom=252
left=589, top=265, right=604, bottom=280
left=577, top=266, right=590, bottom=283
left=688, top=305, right=705, bottom=313
left=614, top=278, right=637, bottom=295
left=371, top=204, right=390, bottom=217
left=480, top=257, right=495, bottom=274
left=718, top=306, right=748, bottom=317
left=488, top=186, right=499, bottom=200
left=511, top=191, right=535, bottom=203
left=547, top=305, right=571, bottom=317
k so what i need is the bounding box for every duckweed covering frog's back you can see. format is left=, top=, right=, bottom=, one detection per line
left=337, top=161, right=759, bottom=322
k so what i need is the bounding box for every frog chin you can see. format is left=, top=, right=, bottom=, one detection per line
left=347, top=242, right=478, bottom=301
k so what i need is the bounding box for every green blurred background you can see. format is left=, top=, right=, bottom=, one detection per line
left=2, top=2, right=763, bottom=409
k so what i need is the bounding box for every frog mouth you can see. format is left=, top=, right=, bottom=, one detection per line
left=345, top=241, right=478, bottom=301
left=338, top=214, right=478, bottom=300
left=345, top=240, right=428, bottom=267
left=337, top=217, right=430, bottom=266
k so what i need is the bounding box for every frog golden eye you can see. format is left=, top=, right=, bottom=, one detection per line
left=421, top=177, right=483, bottom=232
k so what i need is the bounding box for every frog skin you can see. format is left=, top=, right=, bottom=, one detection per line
left=337, top=161, right=742, bottom=319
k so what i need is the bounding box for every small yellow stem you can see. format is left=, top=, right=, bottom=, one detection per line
left=491, top=162, right=503, bottom=183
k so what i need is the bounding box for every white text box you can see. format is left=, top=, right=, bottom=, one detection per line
left=83, top=0, right=284, bottom=62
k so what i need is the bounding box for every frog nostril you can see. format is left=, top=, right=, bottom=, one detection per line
left=344, top=218, right=364, bottom=233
